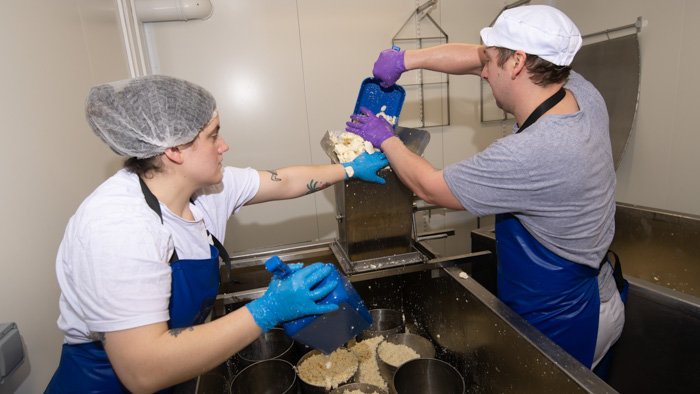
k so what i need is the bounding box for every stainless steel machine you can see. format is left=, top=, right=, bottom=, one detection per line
left=322, top=126, right=434, bottom=271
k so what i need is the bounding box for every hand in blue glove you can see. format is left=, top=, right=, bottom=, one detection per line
left=373, top=48, right=406, bottom=88
left=345, top=107, right=396, bottom=149
left=246, top=262, right=339, bottom=332
left=341, top=151, right=389, bottom=184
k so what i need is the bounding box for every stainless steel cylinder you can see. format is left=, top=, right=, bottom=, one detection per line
left=393, top=358, right=465, bottom=394
left=229, top=359, right=297, bottom=394
left=236, top=327, right=296, bottom=367
left=356, top=309, right=405, bottom=341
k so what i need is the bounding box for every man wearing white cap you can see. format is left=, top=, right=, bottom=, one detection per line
left=346, top=5, right=626, bottom=374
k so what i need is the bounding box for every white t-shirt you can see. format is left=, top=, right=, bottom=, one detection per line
left=55, top=167, right=259, bottom=344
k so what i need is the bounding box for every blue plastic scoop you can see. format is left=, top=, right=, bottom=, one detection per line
left=265, top=256, right=373, bottom=354
left=352, top=77, right=406, bottom=130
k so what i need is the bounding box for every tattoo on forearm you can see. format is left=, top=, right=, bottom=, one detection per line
left=267, top=170, right=281, bottom=182
left=306, top=180, right=331, bottom=194
left=169, top=326, right=194, bottom=338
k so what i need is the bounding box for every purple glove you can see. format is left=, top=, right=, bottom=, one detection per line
left=346, top=107, right=396, bottom=148
left=373, top=48, right=406, bottom=88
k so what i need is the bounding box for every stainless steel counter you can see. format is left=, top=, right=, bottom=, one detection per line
left=206, top=240, right=616, bottom=393
left=606, top=276, right=700, bottom=393
left=469, top=203, right=700, bottom=393
left=611, top=202, right=700, bottom=297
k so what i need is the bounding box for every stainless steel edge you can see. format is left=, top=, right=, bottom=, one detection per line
left=442, top=265, right=619, bottom=393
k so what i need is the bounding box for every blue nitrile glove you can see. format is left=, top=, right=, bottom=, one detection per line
left=345, top=106, right=396, bottom=149
left=246, top=262, right=339, bottom=332
left=341, top=151, right=388, bottom=184
left=373, top=48, right=406, bottom=88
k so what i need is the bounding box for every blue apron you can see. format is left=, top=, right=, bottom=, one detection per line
left=492, top=88, right=603, bottom=368
left=45, top=178, right=223, bottom=393
left=496, top=213, right=600, bottom=368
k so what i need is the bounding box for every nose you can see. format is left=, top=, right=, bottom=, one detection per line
left=219, top=137, right=230, bottom=153
left=481, top=67, right=488, bottom=80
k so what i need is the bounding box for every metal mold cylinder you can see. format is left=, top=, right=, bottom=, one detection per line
left=296, top=348, right=358, bottom=393
left=236, top=327, right=296, bottom=367
left=393, top=358, right=465, bottom=394
left=376, top=333, right=435, bottom=393
left=330, top=382, right=388, bottom=394
left=229, top=359, right=297, bottom=394
left=356, top=309, right=405, bottom=341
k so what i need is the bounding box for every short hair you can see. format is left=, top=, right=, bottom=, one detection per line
left=495, top=47, right=572, bottom=86
left=123, top=131, right=198, bottom=176
left=124, top=155, right=163, bottom=177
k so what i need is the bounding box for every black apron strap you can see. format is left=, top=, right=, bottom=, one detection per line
left=139, top=176, right=238, bottom=284
left=607, top=250, right=626, bottom=293
left=599, top=249, right=626, bottom=293
left=188, top=197, right=239, bottom=284
left=516, top=87, right=566, bottom=134
left=139, top=177, right=179, bottom=263
left=139, top=176, right=163, bottom=224
left=208, top=233, right=238, bottom=284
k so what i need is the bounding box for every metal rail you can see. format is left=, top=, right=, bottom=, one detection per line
left=216, top=248, right=492, bottom=306
left=582, top=17, right=644, bottom=40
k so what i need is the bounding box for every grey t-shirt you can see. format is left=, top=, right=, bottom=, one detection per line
left=444, top=71, right=616, bottom=269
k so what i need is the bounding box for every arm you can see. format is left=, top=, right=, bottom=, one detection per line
left=104, top=261, right=337, bottom=393
left=373, top=43, right=486, bottom=88
left=345, top=109, right=463, bottom=210
left=247, top=152, right=389, bottom=204
left=104, top=308, right=260, bottom=393
left=248, top=164, right=345, bottom=204
left=380, top=137, right=464, bottom=210
left=404, top=43, right=487, bottom=76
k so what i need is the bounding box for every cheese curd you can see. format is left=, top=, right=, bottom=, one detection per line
left=330, top=131, right=377, bottom=163
left=330, top=107, right=396, bottom=163
left=377, top=105, right=397, bottom=126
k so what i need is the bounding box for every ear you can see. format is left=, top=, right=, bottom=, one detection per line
left=511, top=50, right=527, bottom=79
left=163, top=147, right=184, bottom=165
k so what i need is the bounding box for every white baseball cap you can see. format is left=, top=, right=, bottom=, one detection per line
left=480, top=5, right=582, bottom=66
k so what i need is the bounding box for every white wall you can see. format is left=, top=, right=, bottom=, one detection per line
left=552, top=0, right=700, bottom=216
left=0, top=1, right=129, bottom=392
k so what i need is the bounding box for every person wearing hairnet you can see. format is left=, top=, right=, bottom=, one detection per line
left=346, top=5, right=626, bottom=375
left=46, top=75, right=388, bottom=393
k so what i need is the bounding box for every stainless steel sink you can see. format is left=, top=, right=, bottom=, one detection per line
left=204, top=240, right=615, bottom=393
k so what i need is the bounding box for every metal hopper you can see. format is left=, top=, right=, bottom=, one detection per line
left=321, top=126, right=430, bottom=272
